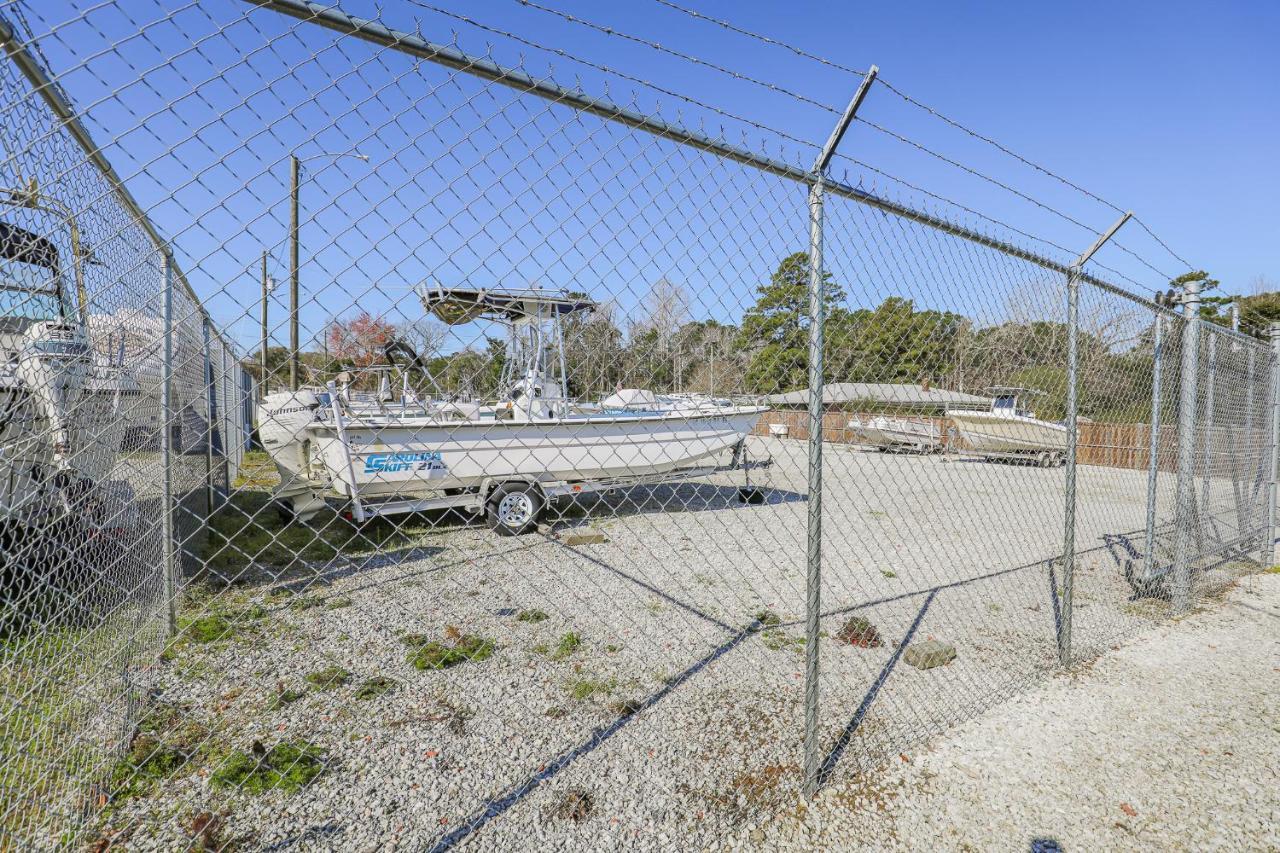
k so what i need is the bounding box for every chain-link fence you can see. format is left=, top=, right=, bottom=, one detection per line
left=1, top=1, right=1274, bottom=849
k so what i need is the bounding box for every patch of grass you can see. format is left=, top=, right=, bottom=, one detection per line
left=200, top=484, right=433, bottom=577
left=269, top=687, right=307, bottom=710
left=1264, top=565, right=1280, bottom=574
left=566, top=675, right=616, bottom=701
left=408, top=635, right=495, bottom=670
left=178, top=603, right=268, bottom=645
left=209, top=740, right=325, bottom=794
left=547, top=632, right=582, bottom=662
left=108, top=704, right=210, bottom=803
left=289, top=595, right=325, bottom=612
left=326, top=597, right=353, bottom=610
left=610, top=697, right=642, bottom=717
left=354, top=676, right=397, bottom=701
left=761, top=629, right=805, bottom=653
left=304, top=666, right=352, bottom=690
left=753, top=609, right=782, bottom=628
left=400, top=632, right=432, bottom=648
left=605, top=644, right=622, bottom=654
left=880, top=569, right=897, bottom=579
left=516, top=608, right=550, bottom=623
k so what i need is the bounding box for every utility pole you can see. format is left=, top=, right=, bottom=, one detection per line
left=260, top=251, right=269, bottom=399
left=289, top=154, right=300, bottom=391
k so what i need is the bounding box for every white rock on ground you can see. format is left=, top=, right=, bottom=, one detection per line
left=780, top=572, right=1280, bottom=851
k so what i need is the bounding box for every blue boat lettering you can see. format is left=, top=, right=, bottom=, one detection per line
left=363, top=451, right=446, bottom=474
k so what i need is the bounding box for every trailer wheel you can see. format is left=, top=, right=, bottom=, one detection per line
left=487, top=483, right=543, bottom=536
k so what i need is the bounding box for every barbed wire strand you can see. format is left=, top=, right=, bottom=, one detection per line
left=649, top=0, right=1198, bottom=278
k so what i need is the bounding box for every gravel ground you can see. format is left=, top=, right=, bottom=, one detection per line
left=87, top=437, right=1266, bottom=850
left=774, top=571, right=1280, bottom=851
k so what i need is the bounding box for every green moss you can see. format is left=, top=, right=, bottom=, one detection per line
left=354, top=676, right=397, bottom=700
left=516, top=608, right=550, bottom=623
left=304, top=666, right=352, bottom=690
left=107, top=705, right=210, bottom=803
left=209, top=741, right=325, bottom=794
left=408, top=635, right=495, bottom=670
left=547, top=632, right=582, bottom=662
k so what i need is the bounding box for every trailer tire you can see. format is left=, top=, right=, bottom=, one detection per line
left=487, top=483, right=543, bottom=536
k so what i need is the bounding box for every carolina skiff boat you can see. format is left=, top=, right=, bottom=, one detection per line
left=848, top=415, right=943, bottom=453
left=946, top=387, right=1067, bottom=466
left=258, top=286, right=766, bottom=532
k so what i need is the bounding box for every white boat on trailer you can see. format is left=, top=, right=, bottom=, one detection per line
left=946, top=387, right=1068, bottom=467
left=848, top=415, right=943, bottom=453
left=258, top=286, right=767, bottom=534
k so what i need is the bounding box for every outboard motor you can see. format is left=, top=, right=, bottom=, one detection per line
left=257, top=389, right=328, bottom=520
left=15, top=321, right=93, bottom=478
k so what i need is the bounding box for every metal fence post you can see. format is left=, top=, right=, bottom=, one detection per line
left=1267, top=324, right=1280, bottom=566
left=1172, top=279, right=1202, bottom=612
left=201, top=316, right=216, bottom=513
left=801, top=65, right=877, bottom=798
left=1141, top=314, right=1164, bottom=584
left=1059, top=267, right=1079, bottom=665
left=161, top=251, right=177, bottom=636
left=1059, top=211, right=1129, bottom=665
left=1201, top=333, right=1216, bottom=522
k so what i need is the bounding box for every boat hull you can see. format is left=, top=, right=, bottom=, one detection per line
left=309, top=408, right=766, bottom=498
left=947, top=410, right=1067, bottom=453
left=849, top=416, right=941, bottom=451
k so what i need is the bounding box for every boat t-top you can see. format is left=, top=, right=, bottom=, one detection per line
left=258, top=285, right=767, bottom=533
left=945, top=386, right=1068, bottom=467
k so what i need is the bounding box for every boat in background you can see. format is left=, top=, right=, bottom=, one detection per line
left=946, top=387, right=1067, bottom=467
left=848, top=415, right=943, bottom=453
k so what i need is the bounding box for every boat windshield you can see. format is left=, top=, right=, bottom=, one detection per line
left=0, top=223, right=62, bottom=322
left=0, top=257, right=60, bottom=320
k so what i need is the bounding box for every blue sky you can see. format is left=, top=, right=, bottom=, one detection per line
left=5, top=0, right=1277, bottom=353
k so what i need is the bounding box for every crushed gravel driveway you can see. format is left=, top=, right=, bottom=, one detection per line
left=777, top=572, right=1280, bottom=851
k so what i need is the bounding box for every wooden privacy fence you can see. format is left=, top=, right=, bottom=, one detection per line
left=752, top=410, right=1256, bottom=473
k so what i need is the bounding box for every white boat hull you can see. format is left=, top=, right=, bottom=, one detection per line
left=849, top=416, right=941, bottom=451
left=305, top=408, right=766, bottom=499
left=947, top=410, right=1067, bottom=454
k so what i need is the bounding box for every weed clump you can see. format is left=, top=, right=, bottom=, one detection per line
left=408, top=635, right=495, bottom=670
left=289, top=596, right=325, bottom=612
left=547, top=787, right=595, bottom=823
left=566, top=675, right=616, bottom=701
left=761, top=629, right=805, bottom=653
left=547, top=632, right=582, bottom=661
left=516, top=608, right=550, bottom=623
left=753, top=609, right=782, bottom=628
left=326, top=597, right=353, bottom=610
left=304, top=666, right=352, bottom=690
left=354, top=676, right=397, bottom=700
left=268, top=687, right=307, bottom=710
left=178, top=604, right=267, bottom=645
left=209, top=740, right=325, bottom=794
left=835, top=616, right=883, bottom=648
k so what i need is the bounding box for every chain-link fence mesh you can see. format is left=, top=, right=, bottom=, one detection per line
left=0, top=1, right=1273, bottom=849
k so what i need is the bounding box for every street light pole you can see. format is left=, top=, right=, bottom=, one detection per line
left=289, top=154, right=300, bottom=391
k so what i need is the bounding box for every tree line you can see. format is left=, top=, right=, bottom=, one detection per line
left=249, top=255, right=1276, bottom=425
